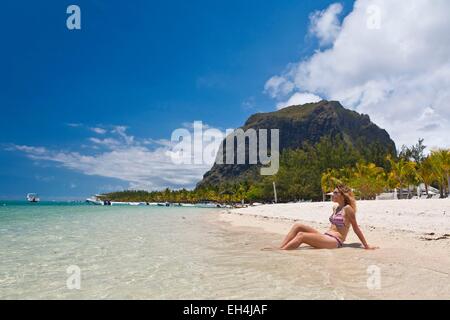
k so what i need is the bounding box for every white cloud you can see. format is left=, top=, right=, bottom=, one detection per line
left=66, top=123, right=82, bottom=128
left=8, top=123, right=226, bottom=191
left=141, top=138, right=173, bottom=147
left=98, top=184, right=126, bottom=193
left=112, top=126, right=134, bottom=145
left=309, top=3, right=343, bottom=46
left=88, top=137, right=121, bottom=148
left=276, top=92, right=323, bottom=110
left=264, top=75, right=295, bottom=98
left=10, top=145, right=47, bottom=155
left=266, top=0, right=450, bottom=149
left=180, top=122, right=216, bottom=131
left=90, top=127, right=107, bottom=134
left=241, top=96, right=256, bottom=110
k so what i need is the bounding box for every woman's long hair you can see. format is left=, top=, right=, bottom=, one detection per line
left=336, top=184, right=357, bottom=212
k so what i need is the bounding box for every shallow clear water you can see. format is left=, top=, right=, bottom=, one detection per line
left=0, top=202, right=374, bottom=299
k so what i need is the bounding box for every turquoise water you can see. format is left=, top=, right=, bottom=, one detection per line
left=0, top=202, right=224, bottom=299
left=0, top=202, right=370, bottom=299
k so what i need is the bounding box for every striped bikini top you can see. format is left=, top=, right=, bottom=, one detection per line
left=329, top=206, right=346, bottom=228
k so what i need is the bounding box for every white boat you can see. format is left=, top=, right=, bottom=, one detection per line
left=194, top=202, right=224, bottom=208
left=128, top=202, right=146, bottom=206
left=26, top=193, right=40, bottom=203
left=110, top=201, right=129, bottom=206
left=85, top=198, right=229, bottom=207
left=86, top=195, right=106, bottom=205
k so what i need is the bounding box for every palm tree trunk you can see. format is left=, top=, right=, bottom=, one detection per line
left=447, top=172, right=450, bottom=198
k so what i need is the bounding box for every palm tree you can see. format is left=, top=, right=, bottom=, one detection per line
left=416, top=157, right=436, bottom=197
left=321, top=169, right=339, bottom=201
left=386, top=155, right=417, bottom=199
left=437, top=149, right=450, bottom=197
left=220, top=190, right=234, bottom=205
left=430, top=149, right=450, bottom=197
left=350, top=162, right=386, bottom=200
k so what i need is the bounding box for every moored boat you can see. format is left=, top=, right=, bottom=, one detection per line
left=26, top=193, right=40, bottom=203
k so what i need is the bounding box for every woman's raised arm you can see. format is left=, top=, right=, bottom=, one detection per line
left=346, top=206, right=378, bottom=250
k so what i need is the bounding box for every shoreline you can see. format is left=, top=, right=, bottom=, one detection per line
left=214, top=199, right=450, bottom=299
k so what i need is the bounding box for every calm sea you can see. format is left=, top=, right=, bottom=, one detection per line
left=0, top=201, right=368, bottom=299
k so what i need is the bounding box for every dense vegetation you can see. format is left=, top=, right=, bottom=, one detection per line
left=321, top=138, right=449, bottom=200
left=100, top=138, right=450, bottom=203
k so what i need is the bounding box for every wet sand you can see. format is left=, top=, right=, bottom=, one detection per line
left=216, top=200, right=450, bottom=299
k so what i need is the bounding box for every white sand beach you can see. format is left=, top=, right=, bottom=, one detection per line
left=218, top=199, right=450, bottom=299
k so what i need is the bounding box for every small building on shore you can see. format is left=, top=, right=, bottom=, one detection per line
left=375, top=184, right=440, bottom=200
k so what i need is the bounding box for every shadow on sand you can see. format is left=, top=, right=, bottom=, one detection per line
left=342, top=242, right=363, bottom=249
left=261, top=242, right=363, bottom=251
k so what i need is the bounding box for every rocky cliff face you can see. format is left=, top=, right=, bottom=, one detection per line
left=198, top=100, right=396, bottom=187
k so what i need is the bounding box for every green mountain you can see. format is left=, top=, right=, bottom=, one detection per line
left=198, top=100, right=396, bottom=188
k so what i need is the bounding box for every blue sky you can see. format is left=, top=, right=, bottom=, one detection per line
left=2, top=0, right=449, bottom=200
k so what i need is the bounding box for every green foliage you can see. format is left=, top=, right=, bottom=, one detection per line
left=399, top=138, right=427, bottom=164
left=270, top=135, right=364, bottom=201
left=428, top=149, right=450, bottom=197
left=349, top=162, right=387, bottom=199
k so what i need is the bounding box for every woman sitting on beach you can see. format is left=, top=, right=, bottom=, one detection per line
left=279, top=184, right=377, bottom=250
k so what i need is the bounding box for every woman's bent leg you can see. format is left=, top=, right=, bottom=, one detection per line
left=279, top=223, right=320, bottom=248
left=281, top=232, right=339, bottom=250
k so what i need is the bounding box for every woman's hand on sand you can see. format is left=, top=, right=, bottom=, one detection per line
left=364, top=245, right=379, bottom=250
